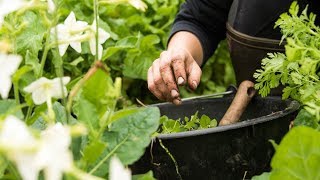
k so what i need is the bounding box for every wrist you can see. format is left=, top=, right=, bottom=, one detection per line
left=167, top=31, right=203, bottom=66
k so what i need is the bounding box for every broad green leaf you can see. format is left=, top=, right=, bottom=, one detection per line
left=103, top=36, right=138, bottom=59
left=81, top=68, right=119, bottom=116
left=270, top=126, right=320, bottom=179
left=293, top=109, right=319, bottom=129
left=73, top=97, right=100, bottom=137
left=123, top=35, right=161, bottom=80
left=83, top=141, right=107, bottom=164
left=15, top=11, right=46, bottom=56
left=132, top=171, right=155, bottom=180
left=109, top=108, right=140, bottom=125
left=252, top=172, right=271, bottom=180
left=0, top=99, right=24, bottom=119
left=140, top=35, right=160, bottom=50
left=53, top=102, right=77, bottom=125
left=92, top=107, right=160, bottom=176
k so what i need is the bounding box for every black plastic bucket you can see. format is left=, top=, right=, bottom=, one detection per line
left=131, top=96, right=300, bottom=180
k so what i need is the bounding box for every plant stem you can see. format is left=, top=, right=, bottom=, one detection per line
left=38, top=20, right=54, bottom=78
left=53, top=21, right=69, bottom=123
left=159, top=139, right=182, bottom=180
left=46, top=92, right=55, bottom=124
left=38, top=42, right=50, bottom=78
left=94, top=0, right=99, bottom=61
left=7, top=161, right=21, bottom=180
left=13, top=82, right=20, bottom=105
left=89, top=135, right=129, bottom=174
left=66, top=64, right=98, bottom=114
left=25, top=105, right=34, bottom=125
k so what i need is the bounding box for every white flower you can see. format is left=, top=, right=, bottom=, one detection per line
left=128, top=0, right=147, bottom=11
left=109, top=156, right=131, bottom=180
left=52, top=12, right=88, bottom=56
left=0, top=118, right=75, bottom=180
left=24, top=76, right=70, bottom=105
left=0, top=0, right=26, bottom=25
left=37, top=123, right=73, bottom=180
left=47, top=0, right=55, bottom=13
left=100, top=0, right=147, bottom=11
left=88, top=20, right=110, bottom=60
left=0, top=116, right=40, bottom=180
left=0, top=53, right=22, bottom=99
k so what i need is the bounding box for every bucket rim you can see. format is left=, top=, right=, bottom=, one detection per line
left=154, top=97, right=300, bottom=140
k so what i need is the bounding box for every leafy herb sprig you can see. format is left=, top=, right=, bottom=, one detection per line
left=254, top=1, right=320, bottom=123
left=158, top=111, right=218, bottom=134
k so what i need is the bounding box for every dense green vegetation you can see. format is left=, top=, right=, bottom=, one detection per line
left=0, top=0, right=235, bottom=179
left=253, top=2, right=320, bottom=179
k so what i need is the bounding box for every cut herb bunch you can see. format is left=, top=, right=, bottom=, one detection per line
left=158, top=111, right=218, bottom=134
left=254, top=1, right=320, bottom=124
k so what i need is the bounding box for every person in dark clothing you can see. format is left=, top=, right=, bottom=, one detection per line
left=147, top=0, right=320, bottom=105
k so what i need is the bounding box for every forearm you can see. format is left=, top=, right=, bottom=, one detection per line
left=168, top=0, right=233, bottom=63
left=167, top=31, right=204, bottom=66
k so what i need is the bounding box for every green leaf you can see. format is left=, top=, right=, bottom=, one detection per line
left=30, top=102, right=77, bottom=130
left=27, top=103, right=47, bottom=126
left=73, top=97, right=100, bottom=136
left=252, top=172, right=271, bottom=180
left=109, top=108, right=140, bottom=125
left=83, top=141, right=107, bottom=164
left=70, top=56, right=84, bottom=66
left=25, top=50, right=41, bottom=76
left=103, top=36, right=138, bottom=59
left=0, top=155, right=8, bottom=179
left=81, top=68, right=119, bottom=116
left=0, top=99, right=24, bottom=119
left=163, top=119, right=181, bottom=133
left=210, top=119, right=218, bottom=128
left=53, top=102, right=77, bottom=125
left=12, top=65, right=33, bottom=84
left=199, top=115, right=211, bottom=129
left=123, top=35, right=161, bottom=80
left=270, top=126, right=320, bottom=179
left=92, top=107, right=160, bottom=176
left=293, top=109, right=319, bottom=129
left=132, top=171, right=155, bottom=180
left=289, top=1, right=299, bottom=16
left=15, top=11, right=46, bottom=56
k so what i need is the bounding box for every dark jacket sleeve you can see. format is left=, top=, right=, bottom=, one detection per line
left=169, top=0, right=233, bottom=63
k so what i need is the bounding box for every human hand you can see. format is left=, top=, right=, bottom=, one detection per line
left=147, top=48, right=202, bottom=105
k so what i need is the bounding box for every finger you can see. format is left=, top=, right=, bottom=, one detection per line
left=159, top=51, right=180, bottom=99
left=152, top=59, right=173, bottom=100
left=148, top=66, right=165, bottom=100
left=186, top=59, right=202, bottom=90
left=170, top=49, right=187, bottom=86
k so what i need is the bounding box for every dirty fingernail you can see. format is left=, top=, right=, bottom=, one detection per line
left=177, top=77, right=184, bottom=85
left=173, top=99, right=181, bottom=105
left=171, top=90, right=179, bottom=98
left=192, top=81, right=198, bottom=89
